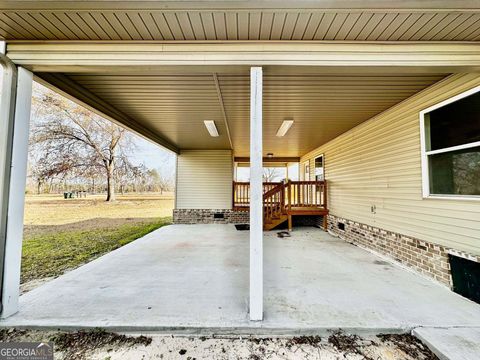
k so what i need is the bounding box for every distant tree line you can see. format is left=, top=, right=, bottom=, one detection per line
left=27, top=83, right=174, bottom=201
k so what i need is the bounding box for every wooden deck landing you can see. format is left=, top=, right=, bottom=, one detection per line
left=233, top=181, right=329, bottom=231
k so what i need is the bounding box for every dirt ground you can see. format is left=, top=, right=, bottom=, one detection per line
left=0, top=329, right=438, bottom=360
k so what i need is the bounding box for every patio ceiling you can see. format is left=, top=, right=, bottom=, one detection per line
left=3, top=1, right=477, bottom=157
left=35, top=68, right=446, bottom=157
left=1, top=1, right=480, bottom=41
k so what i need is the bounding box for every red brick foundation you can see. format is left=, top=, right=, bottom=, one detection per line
left=328, top=214, right=480, bottom=288
left=173, top=209, right=249, bottom=224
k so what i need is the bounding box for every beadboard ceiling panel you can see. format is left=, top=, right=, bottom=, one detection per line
left=2, top=9, right=480, bottom=41
left=38, top=70, right=446, bottom=157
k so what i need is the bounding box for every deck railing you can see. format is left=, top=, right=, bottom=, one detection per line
left=287, top=181, right=327, bottom=209
left=233, top=180, right=327, bottom=211
left=232, top=182, right=282, bottom=210
left=263, top=182, right=286, bottom=224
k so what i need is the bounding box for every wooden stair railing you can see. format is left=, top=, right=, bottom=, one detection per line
left=233, top=181, right=282, bottom=210
left=262, top=182, right=287, bottom=230
left=233, top=180, right=328, bottom=230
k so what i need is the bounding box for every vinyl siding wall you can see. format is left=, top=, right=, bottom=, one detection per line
left=176, top=150, right=233, bottom=209
left=301, top=73, right=480, bottom=255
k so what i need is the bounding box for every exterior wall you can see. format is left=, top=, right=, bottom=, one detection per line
left=173, top=209, right=249, bottom=224
left=176, top=150, right=233, bottom=210
left=300, top=74, right=480, bottom=269
left=328, top=214, right=456, bottom=286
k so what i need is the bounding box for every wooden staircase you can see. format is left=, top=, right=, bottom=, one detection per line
left=233, top=180, right=329, bottom=231
left=263, top=182, right=288, bottom=230
left=264, top=213, right=289, bottom=230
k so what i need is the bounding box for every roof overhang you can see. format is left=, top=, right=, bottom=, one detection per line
left=2, top=2, right=480, bottom=42
left=7, top=41, right=480, bottom=72
left=3, top=0, right=480, bottom=157
left=8, top=41, right=480, bottom=157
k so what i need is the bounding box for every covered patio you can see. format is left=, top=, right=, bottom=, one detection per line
left=1, top=6, right=480, bottom=352
left=4, top=47, right=474, bottom=321
left=2, top=225, right=480, bottom=333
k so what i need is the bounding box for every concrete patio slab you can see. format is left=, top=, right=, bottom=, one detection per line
left=1, top=225, right=480, bottom=334
left=413, top=327, right=480, bottom=360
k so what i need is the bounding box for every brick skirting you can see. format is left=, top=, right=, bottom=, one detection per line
left=173, top=209, right=249, bottom=224
left=327, top=214, right=480, bottom=287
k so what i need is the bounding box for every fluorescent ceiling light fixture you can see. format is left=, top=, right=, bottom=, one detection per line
left=276, top=120, right=294, bottom=137
left=204, top=120, right=219, bottom=137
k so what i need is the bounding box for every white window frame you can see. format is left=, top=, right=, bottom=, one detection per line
left=419, top=84, right=480, bottom=201
left=314, top=154, right=325, bottom=181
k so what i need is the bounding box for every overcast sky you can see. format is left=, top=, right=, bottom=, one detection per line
left=128, top=136, right=176, bottom=175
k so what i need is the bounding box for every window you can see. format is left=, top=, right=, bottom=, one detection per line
left=420, top=86, right=480, bottom=199
left=314, top=155, right=324, bottom=181
left=303, top=161, right=310, bottom=181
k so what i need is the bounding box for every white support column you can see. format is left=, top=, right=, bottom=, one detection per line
left=0, top=52, right=17, bottom=318
left=249, top=66, right=263, bottom=321
left=1, top=67, right=33, bottom=318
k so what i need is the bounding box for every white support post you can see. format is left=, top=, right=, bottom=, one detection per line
left=249, top=66, right=263, bottom=321
left=0, top=51, right=17, bottom=318
left=1, top=67, right=33, bottom=318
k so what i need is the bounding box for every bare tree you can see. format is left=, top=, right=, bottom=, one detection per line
left=30, top=84, right=134, bottom=201
left=143, top=168, right=172, bottom=194
left=158, top=171, right=175, bottom=194
left=115, top=155, right=139, bottom=194
left=263, top=167, right=282, bottom=182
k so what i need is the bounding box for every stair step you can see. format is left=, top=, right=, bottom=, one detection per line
left=263, top=214, right=289, bottom=231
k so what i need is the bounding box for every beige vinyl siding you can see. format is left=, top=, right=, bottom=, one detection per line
left=176, top=150, right=233, bottom=209
left=301, top=73, right=480, bottom=255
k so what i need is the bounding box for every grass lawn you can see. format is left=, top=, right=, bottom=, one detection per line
left=22, top=193, right=174, bottom=285
left=24, top=193, right=174, bottom=226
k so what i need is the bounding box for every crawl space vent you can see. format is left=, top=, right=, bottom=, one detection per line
left=449, top=254, right=480, bottom=304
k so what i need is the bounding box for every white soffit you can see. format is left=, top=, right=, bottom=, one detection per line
left=1, top=1, right=480, bottom=41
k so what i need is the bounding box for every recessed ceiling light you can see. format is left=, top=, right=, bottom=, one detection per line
left=267, top=153, right=274, bottom=158
left=276, top=120, right=294, bottom=137
left=204, top=120, right=219, bottom=137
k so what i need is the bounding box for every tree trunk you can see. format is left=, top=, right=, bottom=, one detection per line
left=106, top=160, right=116, bottom=201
